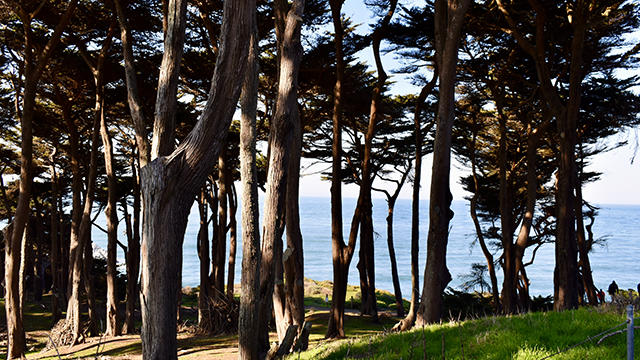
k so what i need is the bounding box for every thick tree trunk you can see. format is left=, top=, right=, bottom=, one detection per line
left=416, top=0, right=470, bottom=326
left=258, top=0, right=305, bottom=349
left=238, top=18, right=261, bottom=360
left=133, top=0, right=253, bottom=357
left=283, top=76, right=305, bottom=334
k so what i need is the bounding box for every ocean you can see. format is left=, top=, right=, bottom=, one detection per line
left=92, top=197, right=640, bottom=299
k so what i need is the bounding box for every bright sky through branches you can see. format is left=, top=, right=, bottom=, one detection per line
left=298, top=0, right=640, bottom=205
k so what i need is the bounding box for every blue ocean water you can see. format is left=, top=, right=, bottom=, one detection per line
left=93, top=197, right=640, bottom=299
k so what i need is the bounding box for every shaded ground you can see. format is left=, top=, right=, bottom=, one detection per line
left=2, top=279, right=403, bottom=359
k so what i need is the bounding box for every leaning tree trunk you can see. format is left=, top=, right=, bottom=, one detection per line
left=131, top=0, right=253, bottom=357
left=416, top=0, right=471, bottom=326
left=238, top=17, right=261, bottom=360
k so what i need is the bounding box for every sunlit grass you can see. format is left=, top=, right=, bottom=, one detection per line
left=287, top=307, right=640, bottom=360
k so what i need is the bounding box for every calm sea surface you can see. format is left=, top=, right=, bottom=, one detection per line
left=93, top=197, right=639, bottom=299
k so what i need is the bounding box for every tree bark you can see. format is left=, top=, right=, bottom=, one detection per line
left=197, top=187, right=211, bottom=328
left=258, top=0, right=305, bottom=349
left=215, top=151, right=228, bottom=299
left=227, top=182, right=238, bottom=303
left=77, top=17, right=120, bottom=336
left=238, top=16, right=261, bottom=360
left=397, top=75, right=437, bottom=332
left=326, top=0, right=357, bottom=340
left=5, top=2, right=77, bottom=357
left=416, top=0, right=471, bottom=326
left=122, top=156, right=141, bottom=335
left=131, top=0, right=253, bottom=357
left=49, top=149, right=62, bottom=324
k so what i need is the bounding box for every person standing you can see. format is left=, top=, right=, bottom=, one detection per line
left=608, top=281, right=619, bottom=301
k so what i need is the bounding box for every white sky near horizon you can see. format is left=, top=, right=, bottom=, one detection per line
left=295, top=1, right=640, bottom=206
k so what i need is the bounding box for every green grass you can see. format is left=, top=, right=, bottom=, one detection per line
left=287, top=306, right=640, bottom=360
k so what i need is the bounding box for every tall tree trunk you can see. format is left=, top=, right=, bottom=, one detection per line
left=397, top=75, right=437, bottom=332
left=385, top=196, right=404, bottom=317
left=6, top=3, right=77, bottom=357
left=238, top=16, right=261, bottom=360
left=122, top=156, right=141, bottom=335
left=215, top=151, right=228, bottom=299
left=117, top=0, right=253, bottom=357
left=197, top=187, right=211, bottom=328
left=574, top=143, right=597, bottom=305
left=227, top=183, right=238, bottom=302
left=77, top=18, right=119, bottom=336
left=496, top=0, right=588, bottom=311
left=497, top=109, right=518, bottom=313
left=469, top=124, right=501, bottom=311
left=101, top=104, right=120, bottom=336
left=34, top=199, right=44, bottom=302
left=258, top=0, right=305, bottom=349
left=49, top=149, right=62, bottom=324
left=326, top=0, right=358, bottom=339
left=416, top=0, right=471, bottom=326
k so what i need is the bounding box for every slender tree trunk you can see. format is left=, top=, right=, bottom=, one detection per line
left=122, top=156, right=141, bottom=335
left=385, top=197, right=404, bottom=317
left=101, top=106, right=120, bottom=336
left=227, top=183, right=238, bottom=302
left=34, top=199, right=44, bottom=302
left=215, top=151, right=228, bottom=299
left=6, top=2, right=77, bottom=356
left=416, top=0, right=471, bottom=326
left=198, top=187, right=211, bottom=327
left=326, top=0, right=357, bottom=339
left=238, top=16, right=261, bottom=360
left=574, top=144, right=597, bottom=305
left=49, top=150, right=62, bottom=324
left=497, top=110, right=518, bottom=313
left=397, top=75, right=437, bottom=332
left=469, top=125, right=501, bottom=311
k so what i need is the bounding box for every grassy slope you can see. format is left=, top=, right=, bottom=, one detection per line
left=290, top=305, right=639, bottom=360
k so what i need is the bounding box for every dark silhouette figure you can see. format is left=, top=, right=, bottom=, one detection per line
left=608, top=281, right=619, bottom=298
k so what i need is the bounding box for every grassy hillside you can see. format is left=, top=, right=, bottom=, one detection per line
left=289, top=303, right=639, bottom=360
